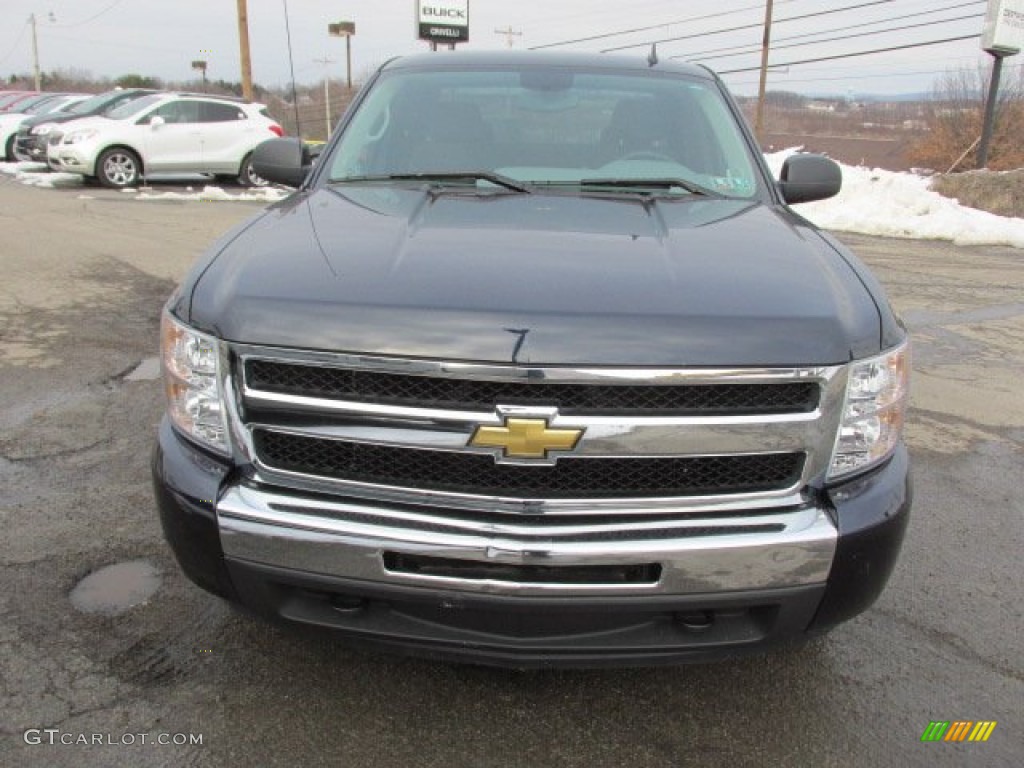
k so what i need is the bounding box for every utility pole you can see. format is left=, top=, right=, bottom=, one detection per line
left=29, top=13, right=41, bottom=91
left=314, top=57, right=335, bottom=137
left=494, top=26, right=522, bottom=48
left=754, top=0, right=774, bottom=142
left=236, top=0, right=254, bottom=101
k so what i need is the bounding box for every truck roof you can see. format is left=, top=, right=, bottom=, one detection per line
left=382, top=50, right=715, bottom=80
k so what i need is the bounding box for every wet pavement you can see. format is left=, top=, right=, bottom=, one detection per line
left=0, top=179, right=1021, bottom=767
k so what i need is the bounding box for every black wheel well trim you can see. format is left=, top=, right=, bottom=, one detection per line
left=238, top=150, right=253, bottom=176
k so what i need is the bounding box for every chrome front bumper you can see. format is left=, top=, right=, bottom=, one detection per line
left=217, top=483, right=837, bottom=598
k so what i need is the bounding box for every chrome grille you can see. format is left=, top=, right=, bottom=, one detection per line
left=246, top=359, right=819, bottom=415
left=228, top=346, right=848, bottom=516
left=253, top=429, right=805, bottom=498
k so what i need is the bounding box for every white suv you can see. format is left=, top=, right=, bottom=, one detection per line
left=47, top=92, right=284, bottom=188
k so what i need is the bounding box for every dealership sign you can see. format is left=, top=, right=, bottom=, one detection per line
left=416, top=0, right=469, bottom=44
left=982, top=0, right=1024, bottom=55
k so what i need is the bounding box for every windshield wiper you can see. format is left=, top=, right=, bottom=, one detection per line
left=330, top=172, right=532, bottom=194
left=573, top=177, right=725, bottom=198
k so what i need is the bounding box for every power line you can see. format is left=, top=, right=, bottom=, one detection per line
left=52, top=0, right=127, bottom=29
left=725, top=61, right=1024, bottom=87
left=687, top=12, right=983, bottom=63
left=732, top=48, right=1006, bottom=76
left=528, top=0, right=800, bottom=50
left=673, top=0, right=984, bottom=61
left=0, top=25, right=28, bottom=67
left=717, top=35, right=982, bottom=74
left=601, top=0, right=898, bottom=53
left=521, top=0, right=704, bottom=33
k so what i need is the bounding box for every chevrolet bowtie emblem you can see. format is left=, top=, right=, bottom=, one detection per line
left=469, top=417, right=584, bottom=460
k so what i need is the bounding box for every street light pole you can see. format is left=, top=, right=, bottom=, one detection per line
left=314, top=57, right=335, bottom=136
left=346, top=35, right=352, bottom=90
left=29, top=13, right=41, bottom=91
left=328, top=22, right=356, bottom=91
left=282, top=0, right=301, bottom=137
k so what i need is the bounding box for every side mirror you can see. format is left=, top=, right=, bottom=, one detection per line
left=778, top=153, right=841, bottom=204
left=149, top=115, right=165, bottom=128
left=252, top=138, right=311, bottom=188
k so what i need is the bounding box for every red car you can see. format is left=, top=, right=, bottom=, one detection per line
left=0, top=92, right=42, bottom=112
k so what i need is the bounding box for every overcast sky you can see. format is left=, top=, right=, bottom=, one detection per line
left=1, top=0, right=1016, bottom=96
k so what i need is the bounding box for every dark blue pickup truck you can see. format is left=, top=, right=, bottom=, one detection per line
left=153, top=51, right=911, bottom=667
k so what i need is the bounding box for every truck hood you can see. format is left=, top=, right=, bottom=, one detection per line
left=189, top=185, right=882, bottom=366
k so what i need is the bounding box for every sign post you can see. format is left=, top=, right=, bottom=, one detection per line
left=191, top=60, right=208, bottom=91
left=328, top=21, right=356, bottom=91
left=977, top=0, right=1023, bottom=168
left=416, top=1, right=470, bottom=49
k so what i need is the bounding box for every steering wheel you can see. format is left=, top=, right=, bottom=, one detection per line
left=615, top=151, right=676, bottom=163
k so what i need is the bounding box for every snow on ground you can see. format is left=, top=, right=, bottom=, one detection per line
left=0, top=162, right=287, bottom=202
left=765, top=148, right=1024, bottom=249
left=0, top=161, right=82, bottom=189
left=4, top=156, right=1024, bottom=247
left=0, top=161, right=47, bottom=175
left=135, top=185, right=288, bottom=203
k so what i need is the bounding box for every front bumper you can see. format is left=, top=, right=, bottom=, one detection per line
left=153, top=418, right=911, bottom=666
left=13, top=134, right=47, bottom=162
left=47, top=144, right=93, bottom=174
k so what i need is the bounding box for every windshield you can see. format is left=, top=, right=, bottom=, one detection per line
left=105, top=93, right=163, bottom=119
left=327, top=67, right=760, bottom=198
left=32, top=96, right=82, bottom=115
left=4, top=94, right=53, bottom=112
left=67, top=91, right=130, bottom=115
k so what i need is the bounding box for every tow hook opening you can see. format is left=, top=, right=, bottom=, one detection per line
left=329, top=594, right=367, bottom=616
left=675, top=611, right=715, bottom=632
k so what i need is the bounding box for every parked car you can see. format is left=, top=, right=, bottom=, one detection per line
left=0, top=94, right=89, bottom=161
left=0, top=92, right=40, bottom=112
left=14, top=88, right=157, bottom=162
left=47, top=92, right=284, bottom=187
left=154, top=51, right=911, bottom=667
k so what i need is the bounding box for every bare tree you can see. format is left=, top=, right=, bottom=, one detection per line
left=908, top=64, right=1024, bottom=172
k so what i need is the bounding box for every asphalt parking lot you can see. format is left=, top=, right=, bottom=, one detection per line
left=0, top=171, right=1021, bottom=768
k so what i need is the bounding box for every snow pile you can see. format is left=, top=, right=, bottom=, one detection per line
left=0, top=161, right=48, bottom=175
left=765, top=148, right=1024, bottom=249
left=13, top=170, right=83, bottom=188
left=135, top=185, right=288, bottom=203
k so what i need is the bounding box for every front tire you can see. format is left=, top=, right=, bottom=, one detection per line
left=237, top=154, right=268, bottom=188
left=4, top=135, right=16, bottom=162
left=96, top=147, right=142, bottom=189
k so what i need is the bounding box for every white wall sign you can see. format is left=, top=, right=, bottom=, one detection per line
left=982, top=0, right=1024, bottom=55
left=416, top=1, right=470, bottom=45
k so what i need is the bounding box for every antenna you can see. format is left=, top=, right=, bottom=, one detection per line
left=647, top=43, right=658, bottom=67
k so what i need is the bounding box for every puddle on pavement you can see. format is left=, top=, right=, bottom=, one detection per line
left=125, top=356, right=162, bottom=381
left=70, top=560, right=161, bottom=616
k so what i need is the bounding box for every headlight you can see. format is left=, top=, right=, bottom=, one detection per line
left=828, top=340, right=910, bottom=480
left=161, top=311, right=230, bottom=455
left=64, top=129, right=98, bottom=144
left=30, top=123, right=55, bottom=136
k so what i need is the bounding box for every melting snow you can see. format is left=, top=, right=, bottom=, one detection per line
left=765, top=148, right=1024, bottom=249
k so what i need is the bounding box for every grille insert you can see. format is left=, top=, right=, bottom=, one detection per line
left=245, top=360, right=819, bottom=415
left=253, top=429, right=804, bottom=498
